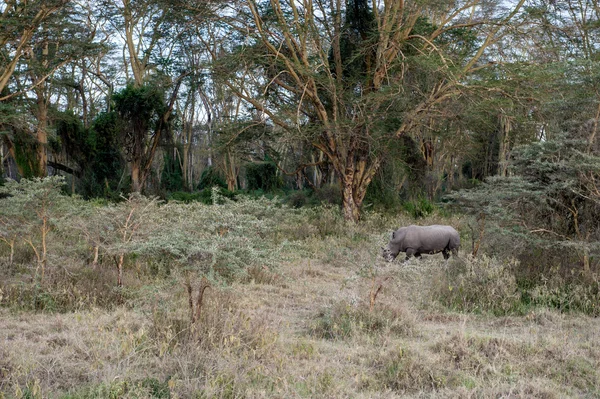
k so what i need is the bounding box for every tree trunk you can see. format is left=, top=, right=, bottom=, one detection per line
left=123, top=0, right=144, bottom=88
left=224, top=150, right=237, bottom=191
left=339, top=156, right=380, bottom=222
left=117, top=254, right=124, bottom=287
left=341, top=180, right=361, bottom=222
left=35, top=89, right=48, bottom=177
left=498, top=110, right=511, bottom=177
left=131, top=160, right=142, bottom=193
left=182, top=142, right=190, bottom=190
left=3, top=136, right=25, bottom=178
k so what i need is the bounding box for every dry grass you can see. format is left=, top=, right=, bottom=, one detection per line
left=1, top=209, right=600, bottom=398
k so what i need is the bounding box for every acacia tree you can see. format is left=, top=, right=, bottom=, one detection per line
left=0, top=0, right=70, bottom=95
left=0, top=0, right=85, bottom=177
left=97, top=0, right=222, bottom=193
left=216, top=0, right=526, bottom=221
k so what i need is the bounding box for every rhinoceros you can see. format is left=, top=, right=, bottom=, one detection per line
left=381, top=225, right=460, bottom=262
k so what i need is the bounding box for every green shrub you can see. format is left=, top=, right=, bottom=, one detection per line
left=245, top=162, right=281, bottom=191
left=312, top=184, right=341, bottom=206
left=168, top=191, right=204, bottom=203
left=285, top=190, right=309, bottom=208
left=169, top=188, right=235, bottom=205
left=527, top=274, right=600, bottom=315
left=307, top=206, right=345, bottom=238
left=198, top=167, right=227, bottom=190
left=402, top=196, right=435, bottom=218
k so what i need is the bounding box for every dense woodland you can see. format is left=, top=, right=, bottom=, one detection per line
left=1, top=1, right=600, bottom=397
left=3, top=0, right=600, bottom=264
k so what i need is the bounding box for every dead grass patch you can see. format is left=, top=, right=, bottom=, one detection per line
left=433, top=333, right=525, bottom=378
left=240, top=264, right=283, bottom=285
left=364, top=346, right=461, bottom=394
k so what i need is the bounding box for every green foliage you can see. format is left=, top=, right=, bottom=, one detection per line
left=55, top=110, right=91, bottom=167
left=284, top=190, right=310, bottom=208
left=161, top=148, right=184, bottom=192
left=312, top=184, right=341, bottom=206
left=113, top=83, right=165, bottom=130
left=333, top=0, right=376, bottom=86
left=0, top=267, right=127, bottom=312
left=364, top=174, right=400, bottom=211
left=245, top=162, right=281, bottom=191
left=527, top=274, right=600, bottom=316
left=112, top=83, right=166, bottom=192
left=402, top=197, right=435, bottom=219
left=447, top=136, right=600, bottom=271
left=168, top=191, right=205, bottom=203
left=13, top=134, right=40, bottom=179
left=55, top=110, right=123, bottom=199
left=433, top=254, right=600, bottom=316
left=0, top=177, right=68, bottom=254
left=198, top=167, right=227, bottom=190
left=170, top=188, right=235, bottom=205
left=368, top=135, right=428, bottom=204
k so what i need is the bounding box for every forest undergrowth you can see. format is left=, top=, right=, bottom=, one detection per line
left=0, top=179, right=599, bottom=398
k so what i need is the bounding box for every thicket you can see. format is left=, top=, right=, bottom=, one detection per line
left=440, top=134, right=600, bottom=315
left=0, top=178, right=347, bottom=313
left=448, top=136, right=600, bottom=269
left=2, top=174, right=600, bottom=317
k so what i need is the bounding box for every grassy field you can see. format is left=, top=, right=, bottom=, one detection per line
left=0, top=195, right=599, bottom=398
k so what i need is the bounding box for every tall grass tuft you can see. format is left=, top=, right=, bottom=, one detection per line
left=431, top=255, right=522, bottom=315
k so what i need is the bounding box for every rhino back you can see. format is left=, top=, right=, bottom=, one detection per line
left=406, top=225, right=458, bottom=252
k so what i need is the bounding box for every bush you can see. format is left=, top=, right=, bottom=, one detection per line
left=245, top=162, right=281, bottom=191
left=402, top=196, right=435, bottom=218
left=527, top=274, right=600, bottom=315
left=198, top=167, right=227, bottom=190
left=309, top=301, right=414, bottom=340
left=168, top=191, right=204, bottom=203
left=367, top=347, right=455, bottom=393
left=285, top=190, right=309, bottom=208
left=0, top=265, right=128, bottom=312
left=169, top=188, right=235, bottom=205
left=312, top=184, right=341, bottom=206
left=432, top=255, right=522, bottom=315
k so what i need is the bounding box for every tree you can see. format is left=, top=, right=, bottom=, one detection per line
left=0, top=0, right=70, bottom=95
left=448, top=135, right=600, bottom=273
left=1, top=0, right=103, bottom=177
left=217, top=0, right=526, bottom=221
left=0, top=177, right=67, bottom=280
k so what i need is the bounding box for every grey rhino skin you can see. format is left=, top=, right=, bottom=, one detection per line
left=381, top=225, right=460, bottom=262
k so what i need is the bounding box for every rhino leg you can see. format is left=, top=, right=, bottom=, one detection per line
left=442, top=249, right=450, bottom=260
left=405, top=248, right=417, bottom=262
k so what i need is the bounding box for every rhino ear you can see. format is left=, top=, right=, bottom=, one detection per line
left=391, top=231, right=396, bottom=239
